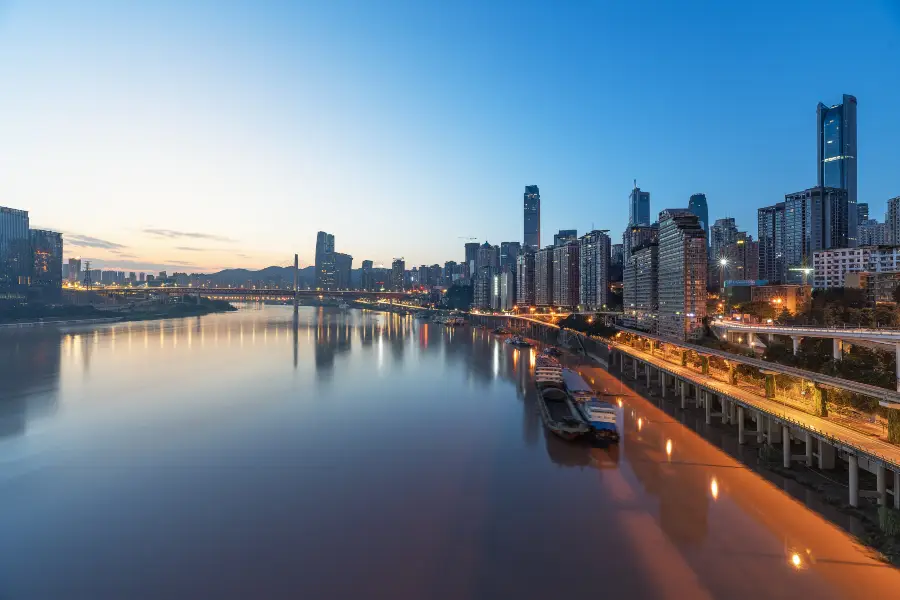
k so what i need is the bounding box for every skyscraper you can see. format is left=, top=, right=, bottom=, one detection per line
left=464, top=242, right=480, bottom=279
left=783, top=186, right=850, bottom=283
left=723, top=235, right=759, bottom=282
left=610, top=244, right=624, bottom=267
left=516, top=251, right=535, bottom=307
left=68, top=257, right=82, bottom=283
left=758, top=203, right=785, bottom=283
left=887, top=197, right=900, bottom=246
left=553, top=229, right=577, bottom=246
left=552, top=241, right=580, bottom=308
left=499, top=241, right=521, bottom=272
left=579, top=230, right=610, bottom=309
left=476, top=242, right=500, bottom=272
left=628, top=183, right=651, bottom=227
left=314, top=231, right=336, bottom=289
left=443, top=261, right=457, bottom=286
left=657, top=209, right=707, bottom=341
left=361, top=260, right=375, bottom=290
left=523, top=185, right=541, bottom=251
left=498, top=271, right=515, bottom=310
left=535, top=246, right=554, bottom=307
left=817, top=95, right=858, bottom=246
left=0, top=206, right=31, bottom=300
left=29, top=229, right=63, bottom=302
left=858, top=203, right=869, bottom=223
left=687, top=193, right=709, bottom=250
left=709, top=218, right=739, bottom=262
left=334, top=252, right=352, bottom=289
left=391, top=258, right=405, bottom=290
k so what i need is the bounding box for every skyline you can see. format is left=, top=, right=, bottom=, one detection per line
left=2, top=1, right=899, bottom=272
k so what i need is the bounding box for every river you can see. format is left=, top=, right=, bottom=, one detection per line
left=0, top=305, right=897, bottom=599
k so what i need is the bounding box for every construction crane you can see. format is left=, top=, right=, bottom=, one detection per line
left=457, top=236, right=477, bottom=241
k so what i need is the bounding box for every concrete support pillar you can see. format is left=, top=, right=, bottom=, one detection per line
left=896, top=343, right=900, bottom=393
left=747, top=332, right=756, bottom=348
left=833, top=338, right=843, bottom=361
left=701, top=355, right=709, bottom=375
left=756, top=411, right=764, bottom=443
left=680, top=380, right=686, bottom=409
left=805, top=432, right=813, bottom=466
left=765, top=373, right=776, bottom=400
left=293, top=253, right=299, bottom=310
left=646, top=364, right=651, bottom=389
left=877, top=464, right=887, bottom=506
left=634, top=358, right=638, bottom=379
left=766, top=417, right=775, bottom=447
left=849, top=455, right=859, bottom=508
left=660, top=371, right=665, bottom=397
left=721, top=396, right=728, bottom=425
left=792, top=336, right=800, bottom=356
left=705, top=390, right=712, bottom=425
left=818, top=440, right=836, bottom=470
left=768, top=333, right=775, bottom=343
left=782, top=426, right=791, bottom=468
left=895, top=471, right=900, bottom=510
left=737, top=406, right=745, bottom=444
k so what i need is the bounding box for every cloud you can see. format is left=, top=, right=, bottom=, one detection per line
left=65, top=233, right=127, bottom=250
left=143, top=228, right=235, bottom=243
left=70, top=258, right=201, bottom=272
left=175, top=246, right=210, bottom=252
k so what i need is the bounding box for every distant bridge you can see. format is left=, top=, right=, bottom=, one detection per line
left=75, top=287, right=413, bottom=299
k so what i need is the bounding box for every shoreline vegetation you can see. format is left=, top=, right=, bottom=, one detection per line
left=0, top=298, right=237, bottom=327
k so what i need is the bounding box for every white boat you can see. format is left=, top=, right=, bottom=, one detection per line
left=562, top=368, right=619, bottom=442
left=504, top=335, right=533, bottom=347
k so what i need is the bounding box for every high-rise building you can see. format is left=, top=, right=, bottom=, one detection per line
left=817, top=95, right=858, bottom=246
left=139, top=272, right=146, bottom=282
left=858, top=203, right=869, bottom=223
left=723, top=235, right=759, bottom=282
left=858, top=219, right=889, bottom=246
left=473, top=266, right=496, bottom=309
left=464, top=242, right=480, bottom=279
left=361, top=260, right=374, bottom=290
left=628, top=183, right=651, bottom=227
left=314, top=231, right=336, bottom=289
left=657, top=209, right=707, bottom=341
left=622, top=224, right=659, bottom=318
left=523, top=185, right=541, bottom=251
left=443, top=261, right=457, bottom=286
left=709, top=218, right=739, bottom=262
left=758, top=203, right=785, bottom=283
left=516, top=251, right=535, bottom=307
left=67, top=257, right=82, bottom=283
left=579, top=230, right=610, bottom=309
left=610, top=244, right=624, bottom=267
left=391, top=258, right=405, bottom=290
left=783, top=186, right=850, bottom=283
left=535, top=246, right=554, bottom=306
left=29, top=229, right=63, bottom=302
left=498, top=271, right=515, bottom=311
left=476, top=242, right=499, bottom=272
left=624, top=243, right=658, bottom=332
left=334, top=252, right=352, bottom=289
left=0, top=206, right=31, bottom=300
left=887, top=197, right=900, bottom=245
left=499, top=241, right=521, bottom=272
left=552, top=241, right=580, bottom=308
left=553, top=229, right=577, bottom=246
left=687, top=193, right=709, bottom=249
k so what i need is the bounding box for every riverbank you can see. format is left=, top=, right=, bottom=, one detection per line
left=0, top=299, right=237, bottom=328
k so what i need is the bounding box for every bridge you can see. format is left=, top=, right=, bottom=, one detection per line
left=79, top=287, right=412, bottom=299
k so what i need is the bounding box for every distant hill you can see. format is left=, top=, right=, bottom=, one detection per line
left=195, top=265, right=361, bottom=288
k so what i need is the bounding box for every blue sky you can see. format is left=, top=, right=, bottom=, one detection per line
left=0, top=0, right=898, bottom=272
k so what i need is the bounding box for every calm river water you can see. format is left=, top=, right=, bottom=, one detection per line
left=1, top=305, right=898, bottom=599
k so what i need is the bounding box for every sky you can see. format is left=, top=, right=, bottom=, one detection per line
left=0, top=0, right=898, bottom=273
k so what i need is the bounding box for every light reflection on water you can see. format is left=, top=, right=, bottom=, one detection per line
left=0, top=305, right=897, bottom=599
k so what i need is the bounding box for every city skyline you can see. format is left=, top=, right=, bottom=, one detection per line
left=1, top=2, right=898, bottom=273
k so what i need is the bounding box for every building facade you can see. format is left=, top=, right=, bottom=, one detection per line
left=391, top=258, right=405, bottom=290
left=688, top=193, right=709, bottom=250
left=535, top=246, right=554, bottom=306
left=628, top=184, right=651, bottom=227
left=334, top=252, right=352, bottom=289
left=624, top=243, right=658, bottom=332
left=758, top=203, right=785, bottom=283
left=463, top=242, right=479, bottom=280
left=553, top=229, right=577, bottom=246
left=817, top=95, right=858, bottom=246
left=887, top=197, right=900, bottom=245
left=814, top=246, right=900, bottom=289
left=783, top=187, right=850, bottom=283
left=314, top=231, right=336, bottom=289
left=360, top=260, right=374, bottom=290
left=0, top=206, right=31, bottom=301
left=30, top=229, right=63, bottom=302
left=657, top=209, right=707, bottom=340
left=516, top=251, right=535, bottom=307
left=552, top=242, right=580, bottom=308
left=858, top=219, right=890, bottom=246
left=523, top=185, right=541, bottom=251
left=579, top=230, right=610, bottom=309
left=499, top=241, right=521, bottom=272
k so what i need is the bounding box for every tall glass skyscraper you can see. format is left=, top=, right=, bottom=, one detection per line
left=628, top=184, right=651, bottom=226
left=817, top=95, right=857, bottom=246
left=314, top=231, right=335, bottom=289
left=688, top=193, right=709, bottom=249
left=758, top=203, right=785, bottom=283
left=523, top=185, right=540, bottom=251
left=0, top=206, right=31, bottom=300
left=30, top=229, right=63, bottom=302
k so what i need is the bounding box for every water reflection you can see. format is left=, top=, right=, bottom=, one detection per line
left=0, top=330, right=61, bottom=438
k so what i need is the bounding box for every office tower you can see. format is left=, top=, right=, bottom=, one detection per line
left=516, top=251, right=535, bottom=307
left=464, top=242, right=480, bottom=279
left=628, top=183, right=651, bottom=227
left=410, top=266, right=420, bottom=286
left=146, top=274, right=154, bottom=282
left=552, top=241, right=580, bottom=308
left=314, top=231, right=336, bottom=289
left=500, top=241, right=521, bottom=272
left=688, top=193, right=709, bottom=249
left=858, top=203, right=869, bottom=223
left=360, top=260, right=374, bottom=290
left=128, top=271, right=136, bottom=282
left=29, top=229, right=63, bottom=302
left=334, top=252, right=352, bottom=289
left=783, top=187, right=850, bottom=283
left=101, top=270, right=116, bottom=284
left=62, top=263, right=69, bottom=280
left=622, top=224, right=659, bottom=318
left=429, top=265, right=442, bottom=287
left=579, top=230, right=610, bottom=309
left=887, top=197, right=900, bottom=245
left=657, top=209, right=707, bottom=341
left=498, top=271, right=515, bottom=310
left=523, top=185, right=541, bottom=251
left=0, top=206, right=31, bottom=299
left=817, top=94, right=858, bottom=246
left=858, top=219, right=889, bottom=246
left=553, top=229, right=577, bottom=247
left=473, top=264, right=496, bottom=308
left=159, top=271, right=167, bottom=279
left=758, top=203, right=786, bottom=283
left=625, top=243, right=659, bottom=332
left=443, top=261, right=457, bottom=286
left=709, top=218, right=739, bottom=262
left=391, top=258, right=405, bottom=290
left=610, top=244, right=624, bottom=267
left=139, top=272, right=146, bottom=282
left=476, top=241, right=500, bottom=272
left=66, top=258, right=81, bottom=283
left=723, top=235, right=759, bottom=281
left=535, top=246, right=554, bottom=306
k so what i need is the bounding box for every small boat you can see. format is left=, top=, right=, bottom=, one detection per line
left=536, top=386, right=590, bottom=441
left=504, top=335, right=533, bottom=347
left=562, top=369, right=619, bottom=442
left=491, top=327, right=510, bottom=335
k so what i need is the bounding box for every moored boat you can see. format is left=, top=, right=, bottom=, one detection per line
left=504, top=335, right=533, bottom=347
left=562, top=369, right=619, bottom=442
left=536, top=386, right=590, bottom=441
